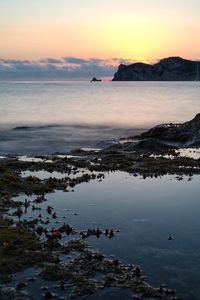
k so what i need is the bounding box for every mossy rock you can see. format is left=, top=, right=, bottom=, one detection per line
left=41, top=264, right=70, bottom=281
left=0, top=225, right=54, bottom=282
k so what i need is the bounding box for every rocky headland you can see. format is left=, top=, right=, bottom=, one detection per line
left=112, top=57, right=199, bottom=81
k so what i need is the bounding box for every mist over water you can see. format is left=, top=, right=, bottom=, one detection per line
left=0, top=124, right=144, bottom=155
left=0, top=81, right=199, bottom=154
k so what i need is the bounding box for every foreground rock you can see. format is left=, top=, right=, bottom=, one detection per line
left=112, top=57, right=199, bottom=81
left=0, top=287, right=29, bottom=300
left=135, top=113, right=200, bottom=147
left=0, top=218, right=175, bottom=299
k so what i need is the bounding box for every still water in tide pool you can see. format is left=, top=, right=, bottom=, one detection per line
left=10, top=171, right=200, bottom=300
left=0, top=81, right=199, bottom=154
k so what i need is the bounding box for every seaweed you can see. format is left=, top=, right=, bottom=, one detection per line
left=0, top=223, right=55, bottom=283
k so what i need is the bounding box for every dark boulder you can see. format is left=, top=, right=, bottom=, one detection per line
left=135, top=113, right=200, bottom=146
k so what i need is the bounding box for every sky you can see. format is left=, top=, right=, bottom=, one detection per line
left=0, top=0, right=200, bottom=79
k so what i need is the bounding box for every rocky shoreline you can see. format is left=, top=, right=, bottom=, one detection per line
left=0, top=159, right=178, bottom=299
left=0, top=114, right=200, bottom=299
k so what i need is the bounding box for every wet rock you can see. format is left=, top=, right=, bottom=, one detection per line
left=104, top=275, right=115, bottom=287
left=52, top=213, right=58, bottom=219
left=134, top=266, right=141, bottom=278
left=27, top=277, right=36, bottom=282
left=34, top=196, right=46, bottom=204
left=108, top=229, right=114, bottom=238
left=36, top=226, right=44, bottom=236
left=132, top=296, right=142, bottom=300
left=59, top=281, right=65, bottom=290
left=43, top=290, right=55, bottom=299
left=165, top=289, right=176, bottom=295
left=58, top=223, right=73, bottom=235
left=0, top=287, right=30, bottom=300
left=47, top=206, right=53, bottom=214
left=13, top=207, right=23, bottom=219
left=113, top=259, right=119, bottom=266
left=23, top=199, right=30, bottom=212
left=41, top=286, right=49, bottom=291
left=135, top=113, right=200, bottom=147
left=16, top=282, right=27, bottom=290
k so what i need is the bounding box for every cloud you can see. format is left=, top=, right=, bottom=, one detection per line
left=40, top=58, right=64, bottom=64
left=63, top=57, right=89, bottom=64
left=0, top=56, right=136, bottom=80
left=0, top=59, right=31, bottom=64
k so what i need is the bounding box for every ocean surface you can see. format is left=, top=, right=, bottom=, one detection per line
left=0, top=81, right=199, bottom=154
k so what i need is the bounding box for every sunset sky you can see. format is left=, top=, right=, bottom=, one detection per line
left=0, top=0, right=200, bottom=79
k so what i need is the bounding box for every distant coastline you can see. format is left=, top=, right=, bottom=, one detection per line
left=112, top=56, right=200, bottom=81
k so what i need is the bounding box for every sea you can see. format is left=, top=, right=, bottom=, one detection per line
left=1, top=81, right=200, bottom=299
left=0, top=80, right=199, bottom=155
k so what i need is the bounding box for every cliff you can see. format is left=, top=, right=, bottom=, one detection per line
left=112, top=57, right=199, bottom=81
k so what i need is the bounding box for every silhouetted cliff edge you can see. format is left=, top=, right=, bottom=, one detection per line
left=112, top=57, right=199, bottom=81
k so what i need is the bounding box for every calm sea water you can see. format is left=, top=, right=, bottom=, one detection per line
left=0, top=81, right=199, bottom=154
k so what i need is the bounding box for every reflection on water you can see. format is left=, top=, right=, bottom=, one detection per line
left=150, top=148, right=200, bottom=160
left=21, top=169, right=88, bottom=180
left=178, top=148, right=200, bottom=160
left=11, top=172, right=200, bottom=300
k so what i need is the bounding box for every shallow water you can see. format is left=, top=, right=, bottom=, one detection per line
left=0, top=81, right=199, bottom=155
left=178, top=148, right=200, bottom=159
left=10, top=171, right=200, bottom=300
left=21, top=169, right=88, bottom=180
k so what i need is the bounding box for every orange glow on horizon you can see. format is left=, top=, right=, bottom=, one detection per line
left=0, top=1, right=200, bottom=62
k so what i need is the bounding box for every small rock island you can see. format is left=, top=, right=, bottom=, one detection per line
left=112, top=57, right=200, bottom=81
left=90, top=77, right=102, bottom=82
